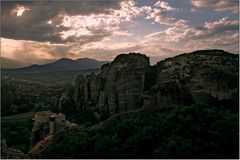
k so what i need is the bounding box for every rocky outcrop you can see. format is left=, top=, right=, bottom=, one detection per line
left=1, top=137, right=26, bottom=159
left=155, top=50, right=239, bottom=105
left=143, top=81, right=193, bottom=110
left=74, top=53, right=150, bottom=116
left=73, top=50, right=239, bottom=119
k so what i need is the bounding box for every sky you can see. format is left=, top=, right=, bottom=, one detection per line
left=1, top=0, right=239, bottom=64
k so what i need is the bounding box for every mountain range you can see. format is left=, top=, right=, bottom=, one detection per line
left=3, top=58, right=109, bottom=73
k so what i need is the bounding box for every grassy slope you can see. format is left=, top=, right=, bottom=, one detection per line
left=2, top=112, right=34, bottom=122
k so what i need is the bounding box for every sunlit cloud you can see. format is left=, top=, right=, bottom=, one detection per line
left=59, top=0, right=150, bottom=43
left=47, top=20, right=52, bottom=24
left=191, top=0, right=239, bottom=13
left=154, top=0, right=176, bottom=11
left=145, top=8, right=188, bottom=27
left=142, top=17, right=239, bottom=54
left=12, top=5, right=30, bottom=17
left=1, top=0, right=239, bottom=64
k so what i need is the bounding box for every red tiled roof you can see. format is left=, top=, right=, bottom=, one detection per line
left=28, top=134, right=54, bottom=157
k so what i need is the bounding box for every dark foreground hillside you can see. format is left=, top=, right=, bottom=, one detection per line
left=40, top=103, right=238, bottom=159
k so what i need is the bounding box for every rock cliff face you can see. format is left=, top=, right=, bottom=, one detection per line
left=143, top=81, right=193, bottom=110
left=74, top=53, right=150, bottom=116
left=154, top=50, right=239, bottom=106
left=73, top=50, right=239, bottom=118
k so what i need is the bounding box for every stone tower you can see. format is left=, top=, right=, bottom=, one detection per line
left=49, top=115, right=56, bottom=135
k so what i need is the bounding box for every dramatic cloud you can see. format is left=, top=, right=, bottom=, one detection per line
left=1, top=0, right=239, bottom=64
left=154, top=0, right=175, bottom=11
left=1, top=0, right=155, bottom=45
left=145, top=9, right=187, bottom=27
left=1, top=1, right=124, bottom=43
left=1, top=0, right=187, bottom=44
left=2, top=2, right=68, bottom=43
left=142, top=17, right=239, bottom=54
left=191, top=0, right=239, bottom=13
left=144, top=17, right=238, bottom=42
left=59, top=1, right=159, bottom=45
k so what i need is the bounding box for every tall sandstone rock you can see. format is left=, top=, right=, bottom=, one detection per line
left=74, top=53, right=150, bottom=116
left=74, top=50, right=239, bottom=118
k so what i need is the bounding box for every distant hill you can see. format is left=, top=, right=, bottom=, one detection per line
left=9, top=58, right=109, bottom=73
left=1, top=57, right=25, bottom=69
left=20, top=59, right=56, bottom=66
